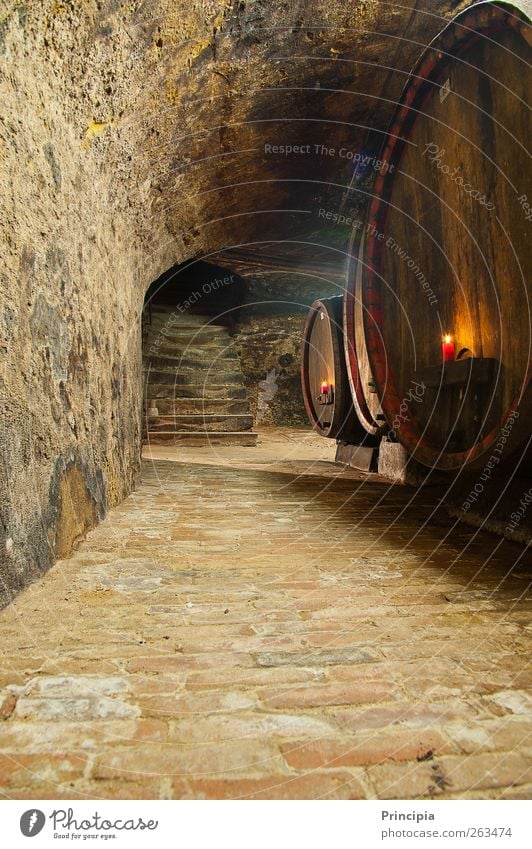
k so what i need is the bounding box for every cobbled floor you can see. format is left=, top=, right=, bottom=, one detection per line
left=1, top=429, right=531, bottom=799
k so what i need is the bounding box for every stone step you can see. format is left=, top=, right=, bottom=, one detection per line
left=145, top=414, right=254, bottom=433
left=151, top=398, right=251, bottom=415
left=144, top=324, right=228, bottom=337
left=144, top=327, right=229, bottom=343
left=145, top=317, right=228, bottom=333
left=143, top=353, right=238, bottom=370
left=145, top=305, right=225, bottom=321
left=147, top=304, right=213, bottom=315
left=145, top=370, right=243, bottom=386
left=144, top=431, right=258, bottom=447
left=144, top=332, right=229, bottom=349
left=146, top=384, right=248, bottom=400
left=143, top=339, right=234, bottom=359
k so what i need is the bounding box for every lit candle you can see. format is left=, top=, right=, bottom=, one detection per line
left=442, top=334, right=455, bottom=362
left=321, top=381, right=329, bottom=397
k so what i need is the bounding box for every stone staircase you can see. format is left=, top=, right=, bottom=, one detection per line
left=142, top=305, right=257, bottom=446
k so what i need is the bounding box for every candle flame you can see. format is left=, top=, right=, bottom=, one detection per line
left=443, top=334, right=452, bottom=344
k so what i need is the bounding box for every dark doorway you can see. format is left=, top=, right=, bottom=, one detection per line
left=144, top=259, right=246, bottom=332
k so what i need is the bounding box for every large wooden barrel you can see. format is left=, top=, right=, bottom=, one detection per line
left=356, top=0, right=532, bottom=470
left=344, top=230, right=386, bottom=438
left=301, top=297, right=365, bottom=440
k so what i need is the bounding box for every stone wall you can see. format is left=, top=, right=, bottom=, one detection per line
left=0, top=1, right=165, bottom=606
left=0, top=0, right=458, bottom=605
left=232, top=273, right=339, bottom=426
left=235, top=312, right=307, bottom=427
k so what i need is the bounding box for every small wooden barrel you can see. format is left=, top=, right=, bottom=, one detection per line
left=301, top=297, right=364, bottom=440
left=360, top=0, right=532, bottom=470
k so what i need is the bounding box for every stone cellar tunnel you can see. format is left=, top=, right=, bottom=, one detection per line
left=0, top=0, right=531, bottom=803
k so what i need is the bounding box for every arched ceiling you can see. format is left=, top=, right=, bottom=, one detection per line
left=2, top=1, right=468, bottom=292
left=131, top=0, right=466, bottom=276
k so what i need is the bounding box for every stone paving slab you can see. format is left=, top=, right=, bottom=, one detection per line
left=0, top=431, right=531, bottom=799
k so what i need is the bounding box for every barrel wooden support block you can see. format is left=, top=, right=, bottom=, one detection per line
left=335, top=441, right=378, bottom=473
left=377, top=440, right=447, bottom=486
left=359, top=1, right=532, bottom=471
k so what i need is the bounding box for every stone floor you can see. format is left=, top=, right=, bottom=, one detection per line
left=1, top=428, right=531, bottom=800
